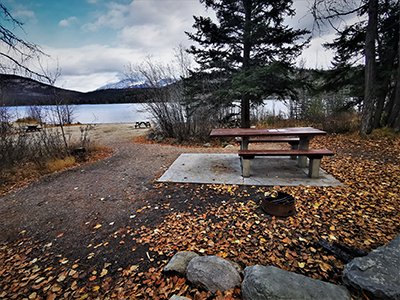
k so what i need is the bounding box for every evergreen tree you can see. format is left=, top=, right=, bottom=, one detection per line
left=312, top=0, right=400, bottom=133
left=186, top=0, right=309, bottom=128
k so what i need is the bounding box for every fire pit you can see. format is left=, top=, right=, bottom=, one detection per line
left=261, top=192, right=295, bottom=217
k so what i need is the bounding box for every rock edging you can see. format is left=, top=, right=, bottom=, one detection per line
left=163, top=251, right=350, bottom=300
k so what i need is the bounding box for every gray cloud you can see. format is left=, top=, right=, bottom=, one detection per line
left=43, top=0, right=346, bottom=92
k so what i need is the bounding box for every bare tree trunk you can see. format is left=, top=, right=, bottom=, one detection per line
left=387, top=1, right=400, bottom=131
left=360, top=0, right=378, bottom=135
left=241, top=0, right=252, bottom=129
left=372, top=77, right=389, bottom=129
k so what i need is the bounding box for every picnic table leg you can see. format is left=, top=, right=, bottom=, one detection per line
left=240, top=137, right=251, bottom=177
left=298, top=137, right=311, bottom=167
left=289, top=142, right=299, bottom=159
left=240, top=137, right=249, bottom=150
left=242, top=159, right=251, bottom=177
left=308, top=157, right=321, bottom=178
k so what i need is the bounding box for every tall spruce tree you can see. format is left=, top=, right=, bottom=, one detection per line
left=311, top=0, right=400, bottom=134
left=186, top=0, right=309, bottom=128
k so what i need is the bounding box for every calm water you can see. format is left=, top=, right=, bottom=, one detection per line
left=9, top=103, right=151, bottom=124
left=9, top=100, right=288, bottom=124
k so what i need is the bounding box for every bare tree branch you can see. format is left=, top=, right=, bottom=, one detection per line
left=310, top=0, right=367, bottom=33
left=0, top=4, right=47, bottom=81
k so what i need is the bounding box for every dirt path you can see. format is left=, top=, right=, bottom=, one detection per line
left=0, top=124, right=238, bottom=282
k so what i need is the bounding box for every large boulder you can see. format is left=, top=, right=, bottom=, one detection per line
left=163, top=251, right=199, bottom=275
left=186, top=255, right=241, bottom=293
left=242, top=265, right=350, bottom=300
left=343, top=235, right=400, bottom=300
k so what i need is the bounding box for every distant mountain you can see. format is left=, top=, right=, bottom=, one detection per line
left=0, top=74, right=83, bottom=106
left=96, top=78, right=178, bottom=91
left=0, top=74, right=153, bottom=106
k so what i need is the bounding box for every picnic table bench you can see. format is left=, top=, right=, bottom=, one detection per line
left=238, top=149, right=334, bottom=178
left=235, top=136, right=300, bottom=158
left=210, top=127, right=333, bottom=179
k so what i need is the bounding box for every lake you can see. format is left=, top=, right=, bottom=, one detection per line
left=9, top=103, right=150, bottom=124
left=8, top=100, right=289, bottom=124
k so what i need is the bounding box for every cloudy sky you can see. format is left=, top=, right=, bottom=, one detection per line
left=5, top=0, right=343, bottom=92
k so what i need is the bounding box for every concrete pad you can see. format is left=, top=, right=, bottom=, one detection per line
left=158, top=154, right=342, bottom=187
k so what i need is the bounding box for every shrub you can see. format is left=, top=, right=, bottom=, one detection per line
left=322, top=113, right=360, bottom=134
left=15, top=117, right=41, bottom=124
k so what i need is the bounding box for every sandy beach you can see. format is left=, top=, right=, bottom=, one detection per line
left=63, top=122, right=152, bottom=145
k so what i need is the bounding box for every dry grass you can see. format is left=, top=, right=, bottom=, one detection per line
left=46, top=156, right=76, bottom=173
left=15, top=117, right=42, bottom=125
left=0, top=145, right=113, bottom=197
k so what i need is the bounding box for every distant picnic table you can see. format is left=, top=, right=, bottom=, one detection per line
left=25, top=125, right=41, bottom=132
left=135, top=121, right=151, bottom=129
left=210, top=127, right=333, bottom=178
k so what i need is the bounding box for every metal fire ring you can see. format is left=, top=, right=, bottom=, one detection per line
left=261, top=192, right=295, bottom=217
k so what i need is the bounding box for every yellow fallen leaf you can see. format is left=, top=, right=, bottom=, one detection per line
left=298, top=262, right=305, bottom=268
left=320, top=262, right=331, bottom=272
left=93, top=224, right=102, bottom=229
left=51, top=283, right=62, bottom=292
left=100, top=269, right=108, bottom=277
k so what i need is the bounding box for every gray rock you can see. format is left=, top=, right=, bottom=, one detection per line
left=343, top=235, right=400, bottom=300
left=163, top=251, right=199, bottom=275
left=242, top=265, right=350, bottom=300
left=169, top=295, right=191, bottom=300
left=186, top=255, right=241, bottom=293
left=203, top=142, right=211, bottom=148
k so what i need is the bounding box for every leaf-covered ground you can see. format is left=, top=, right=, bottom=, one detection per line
left=1, top=132, right=399, bottom=299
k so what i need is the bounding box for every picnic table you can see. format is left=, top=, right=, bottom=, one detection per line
left=135, top=121, right=151, bottom=129
left=210, top=127, right=333, bottom=178
left=25, top=124, right=41, bottom=132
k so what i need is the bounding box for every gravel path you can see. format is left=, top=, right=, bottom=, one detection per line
left=0, top=124, right=238, bottom=251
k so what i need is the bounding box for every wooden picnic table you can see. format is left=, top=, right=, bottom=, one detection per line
left=210, top=127, right=332, bottom=178
left=25, top=124, right=41, bottom=132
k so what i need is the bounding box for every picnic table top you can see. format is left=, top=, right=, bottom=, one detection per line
left=210, top=127, right=327, bottom=138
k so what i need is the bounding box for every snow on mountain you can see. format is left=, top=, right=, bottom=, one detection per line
left=96, top=79, right=149, bottom=90
left=96, top=78, right=178, bottom=91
